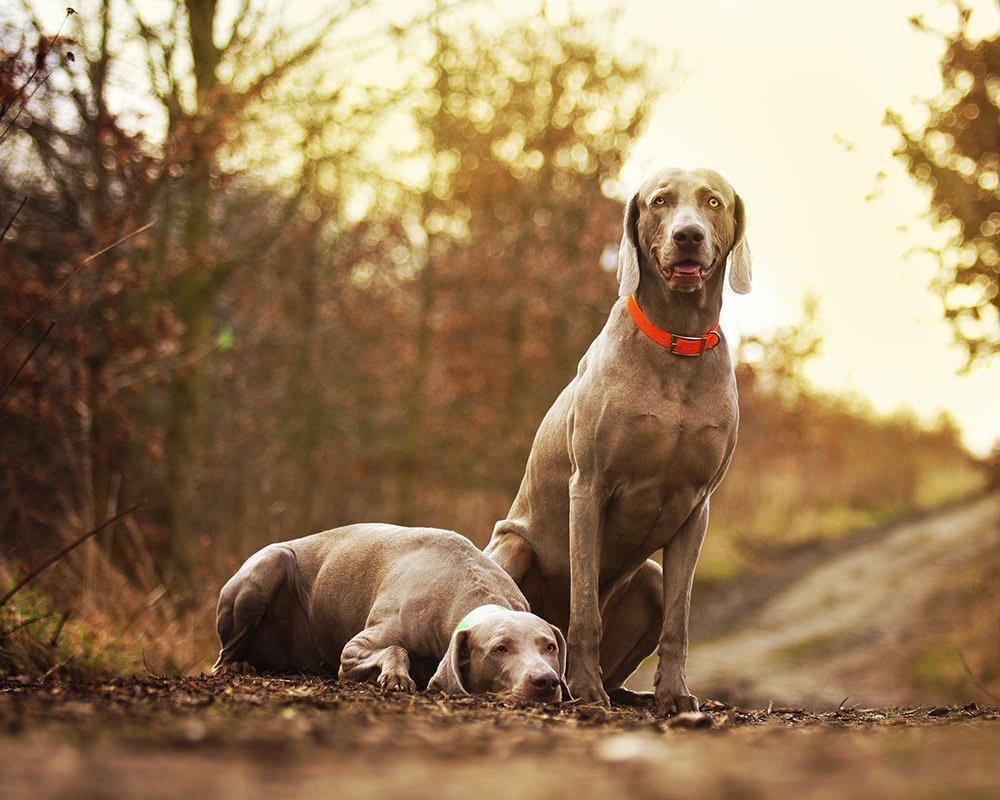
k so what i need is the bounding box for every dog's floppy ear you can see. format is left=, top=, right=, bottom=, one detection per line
left=617, top=192, right=641, bottom=297
left=549, top=623, right=572, bottom=701
left=728, top=193, right=752, bottom=294
left=427, top=628, right=470, bottom=695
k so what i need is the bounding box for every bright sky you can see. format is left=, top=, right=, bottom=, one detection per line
left=607, top=0, right=1000, bottom=455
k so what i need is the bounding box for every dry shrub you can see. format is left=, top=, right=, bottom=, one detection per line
left=1, top=512, right=219, bottom=678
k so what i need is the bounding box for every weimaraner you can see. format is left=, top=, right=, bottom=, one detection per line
left=212, top=523, right=568, bottom=705
left=486, top=167, right=751, bottom=714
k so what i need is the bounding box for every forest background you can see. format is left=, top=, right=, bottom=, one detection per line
left=0, top=0, right=996, bottom=694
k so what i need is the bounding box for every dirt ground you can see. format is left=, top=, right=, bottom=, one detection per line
left=2, top=674, right=998, bottom=800
left=3, top=499, right=998, bottom=798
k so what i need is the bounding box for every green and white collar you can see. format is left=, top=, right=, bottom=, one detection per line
left=454, top=604, right=510, bottom=632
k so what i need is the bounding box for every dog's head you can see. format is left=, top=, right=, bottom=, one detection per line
left=617, top=167, right=751, bottom=297
left=427, top=608, right=569, bottom=705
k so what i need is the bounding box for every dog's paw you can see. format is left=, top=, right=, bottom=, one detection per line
left=215, top=660, right=258, bottom=676
left=656, top=691, right=700, bottom=717
left=568, top=676, right=610, bottom=708
left=378, top=671, right=417, bottom=692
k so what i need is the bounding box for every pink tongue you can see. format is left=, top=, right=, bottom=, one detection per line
left=674, top=265, right=700, bottom=275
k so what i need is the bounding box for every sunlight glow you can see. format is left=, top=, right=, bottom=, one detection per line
left=610, top=0, right=1000, bottom=455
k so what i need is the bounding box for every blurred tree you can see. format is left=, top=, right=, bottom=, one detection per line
left=0, top=0, right=442, bottom=574
left=1, top=5, right=163, bottom=559
left=391, top=12, right=660, bottom=522
left=128, top=0, right=379, bottom=562
left=887, top=2, right=1000, bottom=366
left=735, top=294, right=823, bottom=402
left=203, top=10, right=663, bottom=536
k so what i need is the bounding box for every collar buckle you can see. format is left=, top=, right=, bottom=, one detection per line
left=669, top=333, right=708, bottom=357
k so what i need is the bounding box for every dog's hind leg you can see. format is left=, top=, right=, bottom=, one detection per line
left=601, top=559, right=662, bottom=705
left=485, top=520, right=557, bottom=626
left=212, top=544, right=301, bottom=674
left=485, top=520, right=535, bottom=583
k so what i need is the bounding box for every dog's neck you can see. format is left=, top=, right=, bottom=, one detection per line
left=633, top=266, right=724, bottom=336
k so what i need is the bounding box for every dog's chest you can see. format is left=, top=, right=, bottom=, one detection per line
left=598, top=379, right=737, bottom=546
left=621, top=401, right=732, bottom=485
left=596, top=420, right=730, bottom=572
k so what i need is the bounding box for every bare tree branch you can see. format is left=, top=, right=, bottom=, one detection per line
left=0, top=219, right=157, bottom=354
left=122, top=0, right=174, bottom=107
left=0, top=320, right=54, bottom=400
left=0, top=611, right=55, bottom=638
left=0, top=8, right=75, bottom=142
left=0, top=500, right=146, bottom=610
left=956, top=646, right=1000, bottom=704
left=0, top=196, right=27, bottom=244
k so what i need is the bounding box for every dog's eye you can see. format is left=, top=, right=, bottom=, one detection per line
left=493, top=645, right=507, bottom=653
left=545, top=643, right=557, bottom=652
left=652, top=196, right=666, bottom=206
left=707, top=197, right=721, bottom=208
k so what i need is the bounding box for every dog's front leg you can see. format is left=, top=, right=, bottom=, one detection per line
left=339, top=629, right=418, bottom=692
left=654, top=499, right=709, bottom=716
left=566, top=475, right=610, bottom=707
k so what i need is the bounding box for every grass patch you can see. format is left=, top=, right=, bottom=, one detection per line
left=904, top=543, right=1000, bottom=700
left=0, top=584, right=108, bottom=678
left=1, top=556, right=219, bottom=680
left=915, top=463, right=987, bottom=509
left=907, top=642, right=968, bottom=693
left=775, top=632, right=844, bottom=664
left=696, top=536, right=749, bottom=584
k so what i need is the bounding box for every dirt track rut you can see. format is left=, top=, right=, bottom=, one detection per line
left=630, top=495, right=1000, bottom=708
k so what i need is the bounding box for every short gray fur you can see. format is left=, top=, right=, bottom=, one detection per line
left=213, top=523, right=568, bottom=704
left=486, top=167, right=751, bottom=714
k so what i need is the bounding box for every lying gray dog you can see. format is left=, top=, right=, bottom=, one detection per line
left=212, top=524, right=568, bottom=704
left=487, top=167, right=751, bottom=714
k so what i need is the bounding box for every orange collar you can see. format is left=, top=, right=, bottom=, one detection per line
left=627, top=295, right=721, bottom=357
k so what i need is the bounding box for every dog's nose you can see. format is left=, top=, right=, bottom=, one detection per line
left=672, top=223, right=706, bottom=249
left=531, top=671, right=560, bottom=690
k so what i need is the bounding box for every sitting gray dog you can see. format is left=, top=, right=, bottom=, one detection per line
left=212, top=523, right=568, bottom=705
left=486, top=167, right=751, bottom=714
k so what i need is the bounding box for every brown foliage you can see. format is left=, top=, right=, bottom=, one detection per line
left=888, top=2, right=1000, bottom=365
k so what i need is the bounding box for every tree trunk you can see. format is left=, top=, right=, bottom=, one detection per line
left=163, top=0, right=222, bottom=573
left=398, top=240, right=434, bottom=525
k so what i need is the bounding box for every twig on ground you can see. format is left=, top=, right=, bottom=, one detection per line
left=0, top=611, right=56, bottom=639
left=955, top=647, right=999, bottom=703
left=48, top=609, right=72, bottom=647
left=0, top=320, right=54, bottom=400
left=0, top=500, right=146, bottom=610
left=838, top=696, right=850, bottom=711
left=40, top=655, right=74, bottom=681
left=142, top=651, right=159, bottom=677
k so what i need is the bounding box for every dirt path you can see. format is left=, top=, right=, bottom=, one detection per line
left=1, top=676, right=998, bottom=800
left=630, top=494, right=1000, bottom=708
